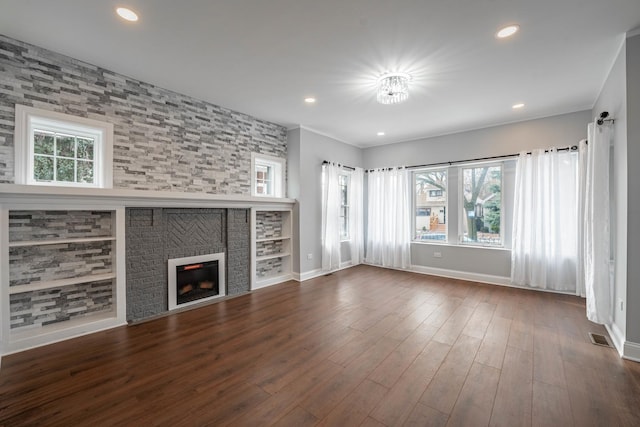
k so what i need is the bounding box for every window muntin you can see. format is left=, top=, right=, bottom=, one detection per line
left=339, top=174, right=349, bottom=240
left=414, top=169, right=448, bottom=242
left=461, top=163, right=503, bottom=246
left=14, top=105, right=113, bottom=188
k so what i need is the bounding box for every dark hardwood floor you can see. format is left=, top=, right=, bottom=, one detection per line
left=2, top=265, right=639, bottom=426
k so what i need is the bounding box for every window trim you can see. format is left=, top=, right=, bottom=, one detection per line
left=412, top=167, right=449, bottom=244
left=339, top=173, right=350, bottom=241
left=458, top=161, right=504, bottom=247
left=14, top=105, right=113, bottom=188
left=251, top=153, right=285, bottom=197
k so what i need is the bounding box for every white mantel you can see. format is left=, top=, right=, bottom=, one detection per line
left=0, top=184, right=296, bottom=209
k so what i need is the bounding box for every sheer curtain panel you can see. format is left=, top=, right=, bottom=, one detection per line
left=511, top=148, right=579, bottom=292
left=321, top=163, right=341, bottom=272
left=365, top=168, right=411, bottom=268
left=348, top=167, right=365, bottom=265
left=582, top=122, right=612, bottom=324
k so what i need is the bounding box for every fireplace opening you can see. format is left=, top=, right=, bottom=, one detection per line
left=176, top=260, right=219, bottom=305
left=168, top=252, right=226, bottom=310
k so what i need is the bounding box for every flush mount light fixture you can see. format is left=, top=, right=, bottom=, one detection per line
left=512, top=103, right=525, bottom=109
left=496, top=24, right=519, bottom=39
left=304, top=97, right=316, bottom=104
left=377, top=73, right=411, bottom=105
left=116, top=7, right=139, bottom=22
left=377, top=131, right=385, bottom=136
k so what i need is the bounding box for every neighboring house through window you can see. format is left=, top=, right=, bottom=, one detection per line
left=461, top=163, right=503, bottom=246
left=251, top=153, right=285, bottom=197
left=14, top=105, right=113, bottom=188
left=413, top=168, right=448, bottom=242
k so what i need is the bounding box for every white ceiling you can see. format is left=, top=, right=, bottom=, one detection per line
left=1, top=0, right=639, bottom=147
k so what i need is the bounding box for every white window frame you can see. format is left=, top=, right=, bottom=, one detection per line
left=458, top=161, right=504, bottom=247
left=14, top=105, right=113, bottom=188
left=251, top=153, right=285, bottom=197
left=412, top=167, right=449, bottom=244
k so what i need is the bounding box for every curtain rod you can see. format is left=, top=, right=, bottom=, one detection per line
left=323, top=144, right=580, bottom=173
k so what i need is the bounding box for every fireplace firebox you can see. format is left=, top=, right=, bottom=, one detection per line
left=168, top=253, right=226, bottom=310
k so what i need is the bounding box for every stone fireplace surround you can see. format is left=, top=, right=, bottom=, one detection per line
left=125, top=207, right=250, bottom=322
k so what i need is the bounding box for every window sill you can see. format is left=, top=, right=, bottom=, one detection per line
left=411, top=240, right=510, bottom=251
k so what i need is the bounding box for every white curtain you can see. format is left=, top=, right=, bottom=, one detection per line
left=582, top=122, right=612, bottom=324
left=365, top=168, right=411, bottom=268
left=321, top=163, right=341, bottom=272
left=511, top=148, right=579, bottom=292
left=348, top=167, right=365, bottom=265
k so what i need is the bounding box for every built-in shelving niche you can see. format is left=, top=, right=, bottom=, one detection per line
left=253, top=209, right=292, bottom=289
left=1, top=208, right=126, bottom=355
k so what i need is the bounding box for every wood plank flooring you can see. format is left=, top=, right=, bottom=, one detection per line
left=1, top=265, right=639, bottom=426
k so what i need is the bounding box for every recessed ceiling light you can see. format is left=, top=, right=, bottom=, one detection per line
left=116, top=7, right=139, bottom=22
left=512, top=103, right=525, bottom=109
left=377, top=131, right=385, bottom=136
left=304, top=97, right=316, bottom=104
left=496, top=24, right=519, bottom=39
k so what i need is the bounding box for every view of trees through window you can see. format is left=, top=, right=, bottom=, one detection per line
left=414, top=169, right=447, bottom=241
left=339, top=174, right=349, bottom=240
left=33, top=130, right=95, bottom=184
left=461, top=164, right=502, bottom=245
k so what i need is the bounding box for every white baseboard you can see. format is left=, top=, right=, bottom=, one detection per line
left=623, top=340, right=640, bottom=362
left=606, top=322, right=625, bottom=356
left=408, top=264, right=511, bottom=286
left=293, top=261, right=359, bottom=282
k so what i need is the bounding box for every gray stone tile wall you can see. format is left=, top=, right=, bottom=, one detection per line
left=256, top=257, right=284, bottom=278
left=9, top=279, right=114, bottom=330
left=256, top=211, right=284, bottom=239
left=256, top=239, right=284, bottom=257
left=9, top=241, right=113, bottom=286
left=126, top=208, right=250, bottom=322
left=9, top=210, right=112, bottom=242
left=0, top=36, right=287, bottom=193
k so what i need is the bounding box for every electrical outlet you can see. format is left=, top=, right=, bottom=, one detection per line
left=307, top=253, right=313, bottom=260
left=433, top=252, right=442, bottom=258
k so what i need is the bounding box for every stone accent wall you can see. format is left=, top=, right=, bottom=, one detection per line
left=256, top=211, right=284, bottom=239
left=9, top=210, right=112, bottom=241
left=256, top=239, right=284, bottom=257
left=0, top=36, right=287, bottom=193
left=9, top=241, right=113, bottom=286
left=10, top=280, right=113, bottom=330
left=256, top=258, right=284, bottom=278
left=125, top=208, right=250, bottom=322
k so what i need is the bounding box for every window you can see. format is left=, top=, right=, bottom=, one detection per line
left=14, top=105, right=113, bottom=188
left=413, top=169, right=447, bottom=241
left=339, top=174, right=349, bottom=240
left=461, top=164, right=502, bottom=246
left=251, top=153, right=285, bottom=197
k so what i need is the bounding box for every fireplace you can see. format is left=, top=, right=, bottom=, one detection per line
left=168, top=253, right=226, bottom=310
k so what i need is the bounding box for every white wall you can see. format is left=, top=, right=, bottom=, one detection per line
left=363, top=110, right=592, bottom=280
left=287, top=128, right=363, bottom=277
left=625, top=32, right=640, bottom=346
left=593, top=39, right=627, bottom=343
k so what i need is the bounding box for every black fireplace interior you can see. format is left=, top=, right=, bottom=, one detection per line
left=176, top=260, right=219, bottom=305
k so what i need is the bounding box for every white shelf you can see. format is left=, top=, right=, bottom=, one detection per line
left=254, top=273, right=293, bottom=289
left=256, top=252, right=291, bottom=262
left=9, top=236, right=116, bottom=247
left=256, top=236, right=290, bottom=242
left=9, top=310, right=117, bottom=341
left=9, top=272, right=116, bottom=294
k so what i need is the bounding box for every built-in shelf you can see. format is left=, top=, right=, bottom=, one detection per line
left=256, top=252, right=291, bottom=262
left=8, top=272, right=116, bottom=294
left=8, top=236, right=116, bottom=248
left=256, top=236, right=290, bottom=243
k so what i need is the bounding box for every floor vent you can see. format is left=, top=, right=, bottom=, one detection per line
left=589, top=332, right=613, bottom=348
